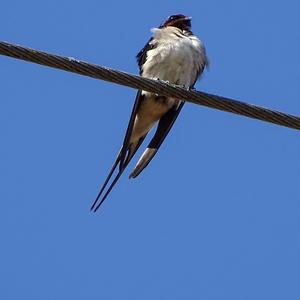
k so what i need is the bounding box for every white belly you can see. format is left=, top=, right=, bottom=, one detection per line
left=141, top=26, right=206, bottom=87
left=130, top=27, right=207, bottom=144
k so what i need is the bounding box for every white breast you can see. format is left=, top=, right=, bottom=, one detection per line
left=141, top=26, right=207, bottom=87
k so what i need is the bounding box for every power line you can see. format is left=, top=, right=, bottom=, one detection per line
left=1, top=40, right=300, bottom=131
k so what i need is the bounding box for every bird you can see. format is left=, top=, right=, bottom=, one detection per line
left=91, top=14, right=208, bottom=212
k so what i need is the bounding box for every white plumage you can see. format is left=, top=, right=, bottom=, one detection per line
left=142, top=26, right=207, bottom=87
left=130, top=26, right=207, bottom=144
left=129, top=25, right=208, bottom=176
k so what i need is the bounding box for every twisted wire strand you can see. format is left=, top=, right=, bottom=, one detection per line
left=1, top=41, right=300, bottom=130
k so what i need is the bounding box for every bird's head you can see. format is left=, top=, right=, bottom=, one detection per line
left=160, top=14, right=192, bottom=31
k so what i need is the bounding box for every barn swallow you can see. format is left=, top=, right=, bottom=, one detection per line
left=91, top=14, right=208, bottom=212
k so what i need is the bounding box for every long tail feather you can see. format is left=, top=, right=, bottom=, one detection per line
left=91, top=90, right=145, bottom=212
left=91, top=136, right=146, bottom=212
left=92, top=159, right=129, bottom=212
left=90, top=149, right=122, bottom=211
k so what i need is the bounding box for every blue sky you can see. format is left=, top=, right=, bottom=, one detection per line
left=1, top=0, right=300, bottom=299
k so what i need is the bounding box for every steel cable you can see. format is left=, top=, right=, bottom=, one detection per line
left=1, top=41, right=300, bottom=131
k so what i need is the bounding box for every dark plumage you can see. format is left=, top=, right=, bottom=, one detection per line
left=160, top=14, right=192, bottom=31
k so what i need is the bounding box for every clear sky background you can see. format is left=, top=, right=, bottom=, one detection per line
left=1, top=1, right=300, bottom=299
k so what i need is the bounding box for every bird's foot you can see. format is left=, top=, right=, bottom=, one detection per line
left=178, top=84, right=194, bottom=91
